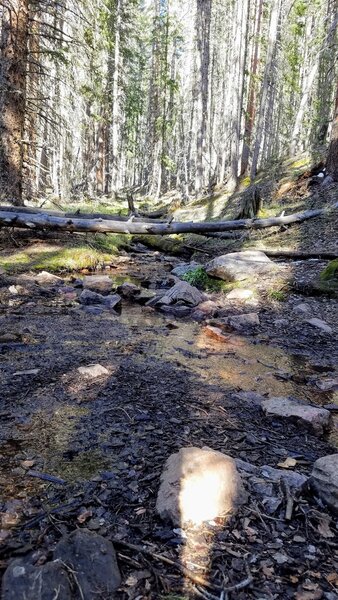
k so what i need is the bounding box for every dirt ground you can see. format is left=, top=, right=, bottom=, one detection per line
left=0, top=229, right=338, bottom=599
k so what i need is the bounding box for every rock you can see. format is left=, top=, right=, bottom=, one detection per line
left=54, top=529, right=121, bottom=599
left=117, top=282, right=141, bottom=298
left=79, top=289, right=121, bottom=310
left=233, top=391, right=265, bottom=406
left=204, top=325, right=229, bottom=343
left=79, top=289, right=106, bottom=305
left=309, top=454, right=338, bottom=513
left=159, top=305, right=192, bottom=318
left=136, top=289, right=157, bottom=305
left=103, top=294, right=122, bottom=310
left=262, top=397, right=330, bottom=435
left=35, top=271, right=63, bottom=284
left=171, top=262, right=201, bottom=278
left=322, top=175, right=334, bottom=187
left=78, top=364, right=109, bottom=378
left=83, top=275, right=112, bottom=294
left=206, top=251, right=277, bottom=282
left=235, top=459, right=307, bottom=490
left=307, top=318, right=332, bottom=334
left=195, top=300, right=219, bottom=316
left=293, top=302, right=311, bottom=315
left=316, top=378, right=338, bottom=391
left=226, top=289, right=254, bottom=300
left=274, top=318, right=289, bottom=328
left=157, top=281, right=204, bottom=307
left=2, top=557, right=71, bottom=600
left=225, top=312, right=260, bottom=330
left=156, top=447, right=247, bottom=526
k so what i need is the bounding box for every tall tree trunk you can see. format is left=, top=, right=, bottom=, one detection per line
left=195, top=0, right=211, bottom=195
left=250, top=0, right=281, bottom=180
left=327, top=81, right=338, bottom=180
left=111, top=0, right=123, bottom=192
left=0, top=0, right=29, bottom=205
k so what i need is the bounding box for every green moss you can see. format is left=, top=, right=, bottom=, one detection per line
left=182, top=266, right=232, bottom=293
left=0, top=234, right=130, bottom=274
left=320, top=259, right=338, bottom=282
left=268, top=289, right=287, bottom=302
left=134, top=234, right=185, bottom=255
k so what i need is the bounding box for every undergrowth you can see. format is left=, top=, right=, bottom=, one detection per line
left=182, top=266, right=231, bottom=292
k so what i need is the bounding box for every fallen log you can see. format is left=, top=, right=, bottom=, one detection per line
left=0, top=205, right=166, bottom=223
left=245, top=248, right=338, bottom=260
left=0, top=203, right=337, bottom=235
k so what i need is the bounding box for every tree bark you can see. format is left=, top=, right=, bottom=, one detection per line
left=0, top=0, right=29, bottom=205
left=327, top=81, right=338, bottom=181
left=1, top=203, right=336, bottom=235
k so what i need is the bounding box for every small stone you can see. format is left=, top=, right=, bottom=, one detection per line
left=78, top=364, right=109, bottom=378
left=307, top=318, right=332, bottom=334
left=226, top=289, right=253, bottom=300
left=103, top=294, right=122, bottom=310
left=35, top=271, right=63, bottom=284
left=156, top=447, right=247, bottom=526
left=83, top=275, right=112, bottom=293
left=274, top=318, right=289, bottom=328
left=79, top=289, right=106, bottom=305
left=293, top=303, right=311, bottom=315
left=204, top=325, right=229, bottom=343
left=54, top=529, right=121, bottom=598
left=226, top=312, right=260, bottom=329
left=117, top=282, right=140, bottom=298
left=196, top=300, right=219, bottom=316
left=316, top=378, right=338, bottom=391
left=158, top=281, right=204, bottom=307
left=309, top=454, right=338, bottom=514
left=262, top=397, right=330, bottom=435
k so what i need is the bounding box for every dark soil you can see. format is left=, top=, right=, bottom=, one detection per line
left=0, top=246, right=338, bottom=600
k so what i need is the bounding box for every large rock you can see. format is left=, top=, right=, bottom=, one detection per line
left=157, top=281, right=204, bottom=307
left=83, top=275, right=112, bottom=294
left=226, top=288, right=254, bottom=300
left=156, top=447, right=247, bottom=526
left=2, top=557, right=71, bottom=600
left=309, top=454, right=338, bottom=514
left=262, top=397, right=330, bottom=435
left=54, top=529, right=121, bottom=599
left=206, top=251, right=277, bottom=282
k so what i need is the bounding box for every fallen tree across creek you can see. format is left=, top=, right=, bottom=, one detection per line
left=0, top=203, right=337, bottom=235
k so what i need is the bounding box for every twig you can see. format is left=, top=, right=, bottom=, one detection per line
left=26, top=470, right=66, bottom=485
left=281, top=478, right=294, bottom=521
left=111, top=538, right=222, bottom=591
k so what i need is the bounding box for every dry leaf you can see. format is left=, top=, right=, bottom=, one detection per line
left=278, top=457, right=297, bottom=469
left=317, top=518, right=335, bottom=539
left=326, top=572, right=338, bottom=585
left=77, top=509, right=92, bottom=523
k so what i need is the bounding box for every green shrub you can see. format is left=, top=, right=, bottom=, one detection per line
left=182, top=266, right=229, bottom=292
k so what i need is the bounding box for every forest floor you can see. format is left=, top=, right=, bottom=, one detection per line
left=0, top=163, right=338, bottom=599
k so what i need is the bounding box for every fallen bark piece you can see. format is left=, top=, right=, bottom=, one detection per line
left=206, top=250, right=278, bottom=282
left=54, top=529, right=121, bottom=599
left=309, top=454, right=338, bottom=514
left=78, top=364, right=109, bottom=378
left=83, top=275, right=112, bottom=293
left=262, top=397, right=330, bottom=435
left=1, top=203, right=337, bottom=234
left=2, top=557, right=71, bottom=600
left=156, top=446, right=247, bottom=526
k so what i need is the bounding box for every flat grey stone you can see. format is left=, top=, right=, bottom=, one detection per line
left=262, top=397, right=330, bottom=435
left=171, top=262, right=201, bottom=277
left=307, top=318, right=332, bottom=334
left=157, top=281, right=204, bottom=307
left=83, top=275, right=112, bottom=293
left=78, top=364, right=109, bottom=378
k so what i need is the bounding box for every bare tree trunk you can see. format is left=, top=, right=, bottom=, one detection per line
left=0, top=0, right=29, bottom=205
left=111, top=0, right=123, bottom=192
left=195, top=0, right=211, bottom=195
left=327, top=81, right=338, bottom=180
